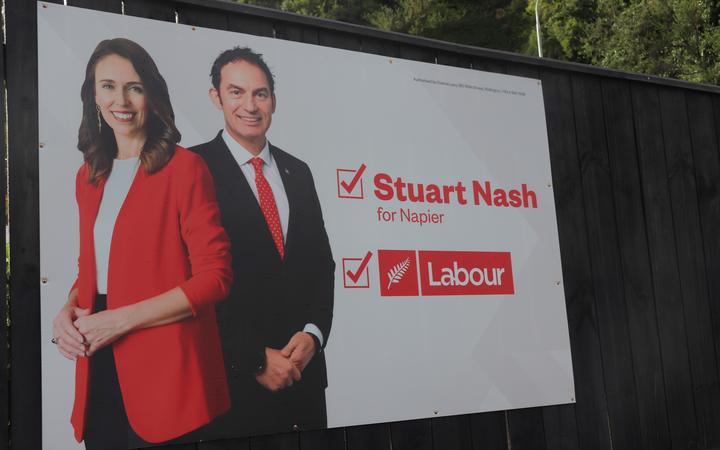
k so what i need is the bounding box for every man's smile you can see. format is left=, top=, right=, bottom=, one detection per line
left=235, top=114, right=262, bottom=124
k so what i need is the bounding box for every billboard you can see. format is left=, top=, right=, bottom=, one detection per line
left=39, top=3, right=574, bottom=448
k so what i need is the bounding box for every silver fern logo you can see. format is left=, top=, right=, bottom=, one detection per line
left=386, top=257, right=411, bottom=290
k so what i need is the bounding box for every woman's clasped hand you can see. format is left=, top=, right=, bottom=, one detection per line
left=53, top=297, right=139, bottom=359
left=51, top=295, right=90, bottom=360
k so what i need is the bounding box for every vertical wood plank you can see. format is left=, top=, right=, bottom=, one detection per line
left=123, top=0, right=177, bottom=22
left=542, top=405, right=579, bottom=450
left=471, top=57, right=506, bottom=74
left=540, top=67, right=608, bottom=450
left=299, top=428, right=345, bottom=450
left=469, top=411, right=507, bottom=450
left=706, top=95, right=720, bottom=376
left=360, top=37, right=401, bottom=58
left=431, top=415, right=472, bottom=450
left=657, top=87, right=720, bottom=448
left=250, top=432, right=300, bottom=450
left=0, top=2, right=8, bottom=448
left=176, top=3, right=229, bottom=30
left=437, top=51, right=472, bottom=69
left=152, top=443, right=197, bottom=449
left=346, top=423, right=391, bottom=450
left=66, top=0, right=122, bottom=13
left=227, top=14, right=275, bottom=38
left=506, top=409, right=546, bottom=450
left=631, top=83, right=700, bottom=450
left=601, top=77, right=671, bottom=450
left=318, top=30, right=362, bottom=52
left=712, top=93, right=720, bottom=164
left=571, top=73, right=642, bottom=450
left=199, top=437, right=250, bottom=450
left=505, top=62, right=539, bottom=79
left=686, top=90, right=720, bottom=449
left=390, top=419, right=433, bottom=450
left=7, top=0, right=41, bottom=448
left=274, top=22, right=320, bottom=45
left=397, top=45, right=436, bottom=63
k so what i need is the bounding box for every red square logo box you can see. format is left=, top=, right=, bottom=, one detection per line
left=377, top=250, right=419, bottom=296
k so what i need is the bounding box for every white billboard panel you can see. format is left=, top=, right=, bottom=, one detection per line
left=39, top=3, right=574, bottom=448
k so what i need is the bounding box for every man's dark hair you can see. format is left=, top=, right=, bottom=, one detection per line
left=210, top=46, right=275, bottom=94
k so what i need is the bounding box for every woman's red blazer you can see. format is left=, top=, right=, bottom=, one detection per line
left=70, top=146, right=233, bottom=443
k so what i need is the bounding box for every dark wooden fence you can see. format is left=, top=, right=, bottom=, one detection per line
left=5, top=0, right=720, bottom=449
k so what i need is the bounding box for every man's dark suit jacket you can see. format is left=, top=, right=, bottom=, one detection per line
left=191, top=132, right=335, bottom=437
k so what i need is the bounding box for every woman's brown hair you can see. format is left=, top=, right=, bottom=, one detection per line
left=78, top=38, right=180, bottom=183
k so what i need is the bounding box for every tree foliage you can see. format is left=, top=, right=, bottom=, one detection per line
left=594, top=0, right=720, bottom=84
left=232, top=0, right=379, bottom=25
left=530, top=0, right=720, bottom=84
left=234, top=0, right=720, bottom=85
left=525, top=0, right=598, bottom=61
left=233, top=0, right=531, bottom=51
left=367, top=0, right=531, bottom=52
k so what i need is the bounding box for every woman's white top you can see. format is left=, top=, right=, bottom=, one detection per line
left=94, top=157, right=140, bottom=294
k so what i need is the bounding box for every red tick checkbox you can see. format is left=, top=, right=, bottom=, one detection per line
left=342, top=251, right=373, bottom=288
left=337, top=164, right=367, bottom=199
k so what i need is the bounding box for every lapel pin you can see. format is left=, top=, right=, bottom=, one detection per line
left=284, top=168, right=290, bottom=175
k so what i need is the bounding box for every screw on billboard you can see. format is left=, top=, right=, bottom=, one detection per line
left=39, top=3, right=573, bottom=448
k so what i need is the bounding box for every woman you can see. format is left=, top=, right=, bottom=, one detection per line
left=51, top=38, right=232, bottom=449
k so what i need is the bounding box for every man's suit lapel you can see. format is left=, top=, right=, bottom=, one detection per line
left=209, top=134, right=260, bottom=213
left=270, top=144, right=298, bottom=262
left=207, top=134, right=282, bottom=262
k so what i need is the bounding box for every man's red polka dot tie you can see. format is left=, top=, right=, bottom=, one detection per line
left=250, top=157, right=285, bottom=260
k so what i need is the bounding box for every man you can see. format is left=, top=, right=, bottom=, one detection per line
left=191, top=47, right=334, bottom=437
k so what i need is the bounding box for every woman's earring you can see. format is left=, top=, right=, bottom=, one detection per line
left=95, top=105, right=102, bottom=133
